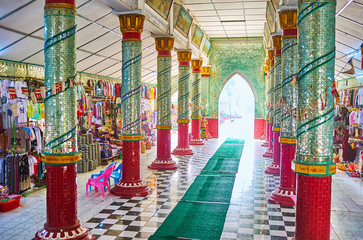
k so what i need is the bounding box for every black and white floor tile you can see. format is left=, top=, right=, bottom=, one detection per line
left=84, top=140, right=298, bottom=240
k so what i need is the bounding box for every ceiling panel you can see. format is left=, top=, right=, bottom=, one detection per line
left=184, top=4, right=215, bottom=11
left=76, top=24, right=109, bottom=48
left=244, top=2, right=267, bottom=8
left=0, top=0, right=30, bottom=17
left=95, top=13, right=120, bottom=30
left=97, top=42, right=121, bottom=58
left=0, top=28, right=23, bottom=51
left=81, top=33, right=121, bottom=53
left=83, top=58, right=120, bottom=73
left=96, top=63, right=121, bottom=76
left=219, top=15, right=245, bottom=21
left=77, top=55, right=106, bottom=72
left=1, top=37, right=43, bottom=61
left=0, top=0, right=43, bottom=34
left=340, top=3, right=363, bottom=24
left=77, top=1, right=111, bottom=21
left=214, top=3, right=244, bottom=9
left=23, top=50, right=44, bottom=66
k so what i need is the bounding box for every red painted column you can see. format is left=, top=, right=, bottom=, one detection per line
left=263, top=123, right=273, bottom=158
left=268, top=8, right=298, bottom=206
left=265, top=129, right=281, bottom=175
left=254, top=118, right=267, bottom=140
left=111, top=13, right=151, bottom=197
left=190, top=119, right=203, bottom=145
left=149, top=37, right=178, bottom=170
left=261, top=118, right=269, bottom=146
left=173, top=123, right=192, bottom=155
left=172, top=50, right=193, bottom=155
left=190, top=59, right=204, bottom=145
left=207, top=118, right=218, bottom=138
left=34, top=1, right=94, bottom=239
left=295, top=176, right=332, bottom=239
left=269, top=141, right=296, bottom=205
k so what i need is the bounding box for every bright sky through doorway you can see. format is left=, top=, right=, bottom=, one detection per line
left=219, top=74, right=255, bottom=141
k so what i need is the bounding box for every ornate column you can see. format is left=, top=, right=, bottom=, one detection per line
left=269, top=7, right=298, bottom=206
left=111, top=13, right=151, bottom=196
left=265, top=35, right=282, bottom=175
left=34, top=0, right=94, bottom=239
left=172, top=50, right=193, bottom=155
left=263, top=50, right=275, bottom=158
left=292, top=0, right=336, bottom=239
left=262, top=60, right=271, bottom=147
left=201, top=66, right=212, bottom=139
left=190, top=59, right=204, bottom=145
left=149, top=36, right=178, bottom=170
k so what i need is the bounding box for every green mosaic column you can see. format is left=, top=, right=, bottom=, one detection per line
left=172, top=50, right=193, bottom=155
left=262, top=63, right=270, bottom=147
left=190, top=59, right=204, bottom=145
left=293, top=0, right=336, bottom=239
left=111, top=13, right=151, bottom=197
left=201, top=66, right=212, bottom=139
left=265, top=35, right=282, bottom=175
left=263, top=50, right=275, bottom=158
left=268, top=8, right=298, bottom=206
left=149, top=36, right=178, bottom=170
left=35, top=1, right=94, bottom=239
left=201, top=66, right=210, bottom=117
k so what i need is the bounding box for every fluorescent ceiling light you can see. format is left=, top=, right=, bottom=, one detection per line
left=221, top=20, right=245, bottom=23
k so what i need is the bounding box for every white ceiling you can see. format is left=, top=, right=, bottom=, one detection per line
left=182, top=0, right=266, bottom=38
left=0, top=0, right=362, bottom=84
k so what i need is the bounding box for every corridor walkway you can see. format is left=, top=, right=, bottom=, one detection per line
left=0, top=136, right=362, bottom=239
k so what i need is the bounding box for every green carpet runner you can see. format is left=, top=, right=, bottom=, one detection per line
left=149, top=138, right=245, bottom=240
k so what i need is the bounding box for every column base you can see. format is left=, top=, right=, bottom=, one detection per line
left=190, top=139, right=204, bottom=145
left=261, top=141, right=269, bottom=147
left=148, top=158, right=179, bottom=170
left=172, top=147, right=193, bottom=155
left=111, top=180, right=151, bottom=197
left=268, top=187, right=296, bottom=206
left=34, top=222, right=95, bottom=240
left=265, top=162, right=280, bottom=175
left=263, top=150, right=273, bottom=158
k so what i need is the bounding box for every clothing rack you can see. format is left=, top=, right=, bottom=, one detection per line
left=13, top=122, right=28, bottom=153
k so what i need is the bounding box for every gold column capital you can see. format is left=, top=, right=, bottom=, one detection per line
left=201, top=66, right=211, bottom=76
left=268, top=49, right=275, bottom=65
left=155, top=37, right=174, bottom=52
left=279, top=8, right=298, bottom=39
left=272, top=34, right=282, bottom=52
left=119, top=14, right=145, bottom=34
left=177, top=50, right=192, bottom=63
left=191, top=59, right=203, bottom=69
left=265, top=58, right=270, bottom=67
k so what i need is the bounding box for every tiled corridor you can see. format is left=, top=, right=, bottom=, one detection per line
left=1, top=137, right=362, bottom=240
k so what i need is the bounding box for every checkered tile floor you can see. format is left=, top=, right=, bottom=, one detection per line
left=84, top=140, right=296, bottom=240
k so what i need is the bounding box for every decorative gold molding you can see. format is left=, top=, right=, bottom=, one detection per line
left=177, top=51, right=192, bottom=62
left=265, top=58, right=270, bottom=67
left=268, top=50, right=275, bottom=63
left=201, top=66, right=211, bottom=76
left=191, top=59, right=203, bottom=69
left=155, top=37, right=174, bottom=51
left=272, top=35, right=282, bottom=51
left=42, top=154, right=81, bottom=165
left=279, top=9, right=297, bottom=30
left=45, top=3, right=76, bottom=10
left=119, top=14, right=145, bottom=33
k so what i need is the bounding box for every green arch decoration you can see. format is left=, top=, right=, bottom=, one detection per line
left=208, top=38, right=265, bottom=119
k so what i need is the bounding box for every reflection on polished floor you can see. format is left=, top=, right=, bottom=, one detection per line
left=0, top=133, right=362, bottom=240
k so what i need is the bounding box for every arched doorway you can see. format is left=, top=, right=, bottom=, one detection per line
left=218, top=74, right=255, bottom=141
